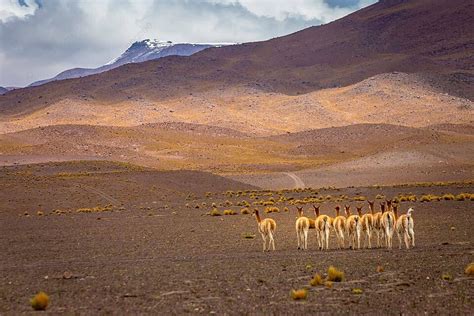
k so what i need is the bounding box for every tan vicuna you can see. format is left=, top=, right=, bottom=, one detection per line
left=344, top=205, right=361, bottom=250
left=396, top=207, right=415, bottom=249
left=295, top=207, right=310, bottom=250
left=371, top=201, right=385, bottom=248
left=253, top=210, right=276, bottom=251
left=332, top=206, right=346, bottom=249
left=357, top=206, right=374, bottom=249
left=313, top=205, right=331, bottom=250
left=381, top=200, right=395, bottom=249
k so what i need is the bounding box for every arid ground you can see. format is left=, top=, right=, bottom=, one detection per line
left=1, top=161, right=472, bottom=314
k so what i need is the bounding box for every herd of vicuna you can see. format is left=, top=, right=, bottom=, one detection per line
left=253, top=200, right=415, bottom=252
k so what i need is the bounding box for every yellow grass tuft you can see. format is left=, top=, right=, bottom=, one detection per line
left=290, top=288, right=308, bottom=300
left=265, top=206, right=279, bottom=213
left=352, top=288, right=363, bottom=294
left=324, top=281, right=333, bottom=288
left=375, top=194, right=385, bottom=199
left=310, top=273, right=324, bottom=286
left=223, top=210, right=237, bottom=215
left=465, top=263, right=474, bottom=276
left=327, top=266, right=345, bottom=282
left=209, top=209, right=221, bottom=216
left=30, top=291, right=49, bottom=311
left=37, top=211, right=44, bottom=216
left=240, top=208, right=251, bottom=215
left=441, top=273, right=452, bottom=281
left=283, top=207, right=289, bottom=212
left=353, top=196, right=366, bottom=201
left=442, top=194, right=455, bottom=200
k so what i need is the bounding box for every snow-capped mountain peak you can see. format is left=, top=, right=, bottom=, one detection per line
left=31, top=39, right=232, bottom=87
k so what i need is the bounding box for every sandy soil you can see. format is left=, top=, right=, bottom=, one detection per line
left=0, top=162, right=472, bottom=314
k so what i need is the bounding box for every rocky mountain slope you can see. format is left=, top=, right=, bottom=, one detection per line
left=29, top=40, right=228, bottom=87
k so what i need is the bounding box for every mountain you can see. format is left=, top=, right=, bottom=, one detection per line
left=0, top=87, right=7, bottom=95
left=29, top=39, right=229, bottom=87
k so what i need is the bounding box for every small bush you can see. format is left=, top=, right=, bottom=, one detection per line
left=290, top=288, right=308, bottom=300
left=327, top=266, right=344, bottom=282
left=283, top=207, right=289, bottom=212
left=225, top=200, right=233, bottom=206
left=30, top=291, right=49, bottom=311
left=324, top=281, right=333, bottom=288
left=353, top=196, right=366, bottom=201
left=375, top=194, right=385, bottom=200
left=223, top=210, right=237, bottom=215
left=310, top=273, right=323, bottom=286
left=37, top=211, right=44, bottom=216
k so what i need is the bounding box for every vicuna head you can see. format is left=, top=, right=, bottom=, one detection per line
left=407, top=207, right=414, bottom=217
left=368, top=200, right=375, bottom=213
left=335, top=206, right=340, bottom=216
left=296, top=207, right=304, bottom=217
left=356, top=206, right=363, bottom=216
left=344, top=205, right=351, bottom=216
left=313, top=205, right=320, bottom=217
left=380, top=203, right=386, bottom=213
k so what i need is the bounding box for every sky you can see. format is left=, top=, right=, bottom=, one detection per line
left=0, top=0, right=376, bottom=87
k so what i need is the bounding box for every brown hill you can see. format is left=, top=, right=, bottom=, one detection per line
left=0, top=0, right=472, bottom=116
left=1, top=123, right=472, bottom=176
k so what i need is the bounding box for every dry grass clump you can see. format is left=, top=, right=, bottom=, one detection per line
left=442, top=194, right=455, bottom=200
left=327, top=266, right=345, bottom=282
left=209, top=209, right=221, bottom=216
left=283, top=207, right=289, bottom=212
left=324, top=281, right=333, bottom=288
left=375, top=194, right=385, bottom=199
left=290, top=288, right=308, bottom=300
left=441, top=273, right=452, bottom=281
left=240, top=208, right=251, bottom=215
left=265, top=206, right=279, bottom=213
left=352, top=288, right=363, bottom=294
left=310, top=273, right=324, bottom=286
left=420, top=194, right=441, bottom=202
left=224, top=200, right=233, bottom=206
left=353, top=196, right=366, bottom=201
left=242, top=232, right=255, bottom=239
left=30, top=291, right=49, bottom=311
left=223, top=210, right=237, bottom=215
left=37, top=211, right=44, bottom=216
left=237, top=200, right=250, bottom=207
left=76, top=204, right=113, bottom=213
left=464, top=263, right=474, bottom=276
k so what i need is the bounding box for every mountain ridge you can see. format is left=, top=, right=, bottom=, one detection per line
left=29, top=39, right=230, bottom=87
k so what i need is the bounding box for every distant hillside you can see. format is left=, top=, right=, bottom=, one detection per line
left=29, top=40, right=230, bottom=87
left=0, top=87, right=7, bottom=95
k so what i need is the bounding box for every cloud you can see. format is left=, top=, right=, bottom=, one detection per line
left=0, top=0, right=375, bottom=87
left=0, top=0, right=39, bottom=22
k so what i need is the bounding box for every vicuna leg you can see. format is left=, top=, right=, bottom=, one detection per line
left=397, top=231, right=403, bottom=249
left=304, top=228, right=309, bottom=250
left=404, top=230, right=410, bottom=249
left=269, top=231, right=275, bottom=251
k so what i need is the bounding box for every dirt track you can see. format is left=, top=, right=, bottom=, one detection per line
left=0, top=162, right=473, bottom=314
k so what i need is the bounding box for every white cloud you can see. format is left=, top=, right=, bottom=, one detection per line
left=0, top=0, right=39, bottom=22
left=0, top=0, right=375, bottom=87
